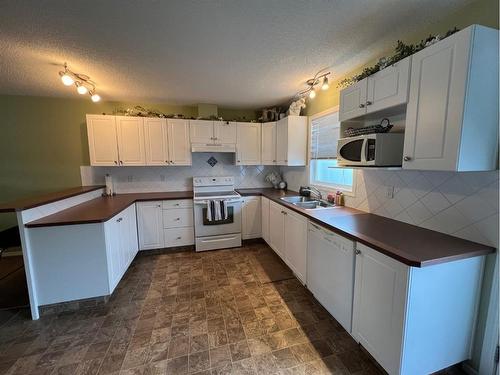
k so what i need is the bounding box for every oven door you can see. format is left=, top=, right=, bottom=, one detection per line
left=194, top=200, right=242, bottom=237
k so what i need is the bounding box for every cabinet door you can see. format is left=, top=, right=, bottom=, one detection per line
left=190, top=120, right=214, bottom=144
left=268, top=202, right=285, bottom=259
left=276, top=118, right=288, bottom=165
left=242, top=197, right=262, bottom=239
left=236, top=123, right=261, bottom=165
left=284, top=209, right=307, bottom=283
left=339, top=80, right=368, bottom=121
left=167, top=119, right=192, bottom=166
left=125, top=204, right=139, bottom=265
left=403, top=29, right=472, bottom=171
left=116, top=116, right=146, bottom=165
left=261, top=122, right=277, bottom=165
left=137, top=201, right=163, bottom=250
left=307, top=223, right=355, bottom=332
left=214, top=121, right=237, bottom=144
left=144, top=118, right=169, bottom=166
left=366, top=57, right=410, bottom=114
left=261, top=197, right=270, bottom=243
left=86, top=115, right=119, bottom=166
left=352, top=243, right=408, bottom=375
left=104, top=216, right=121, bottom=291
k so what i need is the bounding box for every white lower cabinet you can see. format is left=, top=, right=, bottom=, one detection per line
left=267, top=201, right=307, bottom=282
left=261, top=197, right=270, bottom=243
left=105, top=204, right=139, bottom=292
left=242, top=196, right=262, bottom=239
left=352, top=243, right=484, bottom=375
left=307, top=222, right=355, bottom=332
left=137, top=199, right=194, bottom=250
left=137, top=201, right=163, bottom=250
left=268, top=201, right=285, bottom=259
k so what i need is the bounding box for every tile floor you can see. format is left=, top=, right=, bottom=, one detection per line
left=0, top=243, right=461, bottom=374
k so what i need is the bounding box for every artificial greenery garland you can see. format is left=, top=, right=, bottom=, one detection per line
left=338, top=27, right=459, bottom=88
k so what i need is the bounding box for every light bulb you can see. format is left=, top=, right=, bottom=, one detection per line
left=91, top=93, right=101, bottom=102
left=60, top=73, right=74, bottom=86
left=321, top=77, right=329, bottom=91
left=76, top=82, right=88, bottom=95
left=309, top=88, right=316, bottom=99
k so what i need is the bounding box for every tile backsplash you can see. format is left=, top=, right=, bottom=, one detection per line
left=283, top=166, right=499, bottom=248
left=81, top=153, right=280, bottom=193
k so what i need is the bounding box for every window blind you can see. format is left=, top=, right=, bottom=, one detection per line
left=310, top=111, right=340, bottom=159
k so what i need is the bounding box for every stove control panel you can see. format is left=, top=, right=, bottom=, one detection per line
left=193, top=176, right=234, bottom=187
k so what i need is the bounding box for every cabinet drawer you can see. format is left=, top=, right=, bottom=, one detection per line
left=164, top=227, right=194, bottom=247
left=162, top=199, right=193, bottom=209
left=162, top=208, right=193, bottom=228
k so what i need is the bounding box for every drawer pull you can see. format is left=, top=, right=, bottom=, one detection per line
left=355, top=249, right=361, bottom=255
left=176, top=236, right=182, bottom=240
left=175, top=218, right=180, bottom=221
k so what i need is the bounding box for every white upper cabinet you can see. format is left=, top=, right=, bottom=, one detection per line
left=403, top=25, right=499, bottom=171
left=339, top=80, right=368, bottom=122
left=339, top=57, right=411, bottom=122
left=144, top=118, right=169, bottom=166
left=167, top=119, right=192, bottom=166
left=189, top=120, right=214, bottom=144
left=214, top=121, right=237, bottom=144
left=236, top=122, right=261, bottom=165
left=86, top=115, right=119, bottom=166
left=276, top=116, right=308, bottom=166
left=261, top=122, right=277, bottom=165
left=366, top=57, right=410, bottom=114
left=115, top=116, right=146, bottom=166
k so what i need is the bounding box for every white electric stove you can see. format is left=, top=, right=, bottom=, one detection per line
left=193, top=176, right=242, bottom=252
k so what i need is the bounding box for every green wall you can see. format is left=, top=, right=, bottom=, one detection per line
left=0, top=95, right=256, bottom=229
left=304, top=0, right=499, bottom=115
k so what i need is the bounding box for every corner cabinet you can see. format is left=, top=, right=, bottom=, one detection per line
left=352, top=243, right=485, bottom=374
left=339, top=57, right=411, bottom=121
left=236, top=122, right=261, bottom=165
left=241, top=196, right=262, bottom=239
left=276, top=116, right=308, bottom=166
left=402, top=25, right=499, bottom=171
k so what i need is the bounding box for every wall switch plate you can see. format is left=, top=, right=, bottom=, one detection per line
left=386, top=186, right=394, bottom=199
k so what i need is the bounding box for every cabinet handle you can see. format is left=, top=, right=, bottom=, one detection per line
left=237, top=160, right=241, bottom=163
left=355, top=249, right=361, bottom=255
left=359, top=103, right=365, bottom=108
left=366, top=101, right=372, bottom=106
left=170, top=161, right=174, bottom=164
left=175, top=218, right=180, bottom=221
left=404, top=156, right=412, bottom=161
left=157, top=204, right=161, bottom=207
left=116, top=217, right=123, bottom=222
left=165, top=160, right=169, bottom=164
left=176, top=236, right=182, bottom=240
left=114, top=161, right=118, bottom=165
left=120, top=161, right=123, bottom=165
left=175, top=203, right=180, bottom=206
left=272, top=160, right=276, bottom=163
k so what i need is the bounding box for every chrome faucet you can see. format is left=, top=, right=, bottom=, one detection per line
left=301, top=186, right=323, bottom=200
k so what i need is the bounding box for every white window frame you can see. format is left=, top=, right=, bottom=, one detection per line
left=308, top=106, right=356, bottom=196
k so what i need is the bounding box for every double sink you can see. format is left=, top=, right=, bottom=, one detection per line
left=280, top=196, right=337, bottom=210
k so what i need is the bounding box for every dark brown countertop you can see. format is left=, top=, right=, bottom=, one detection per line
left=24, top=187, right=494, bottom=267
left=237, top=188, right=496, bottom=267
left=25, top=191, right=193, bottom=227
left=0, top=186, right=105, bottom=213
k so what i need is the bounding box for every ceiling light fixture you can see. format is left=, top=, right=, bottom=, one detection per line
left=58, top=63, right=101, bottom=102
left=296, top=69, right=331, bottom=100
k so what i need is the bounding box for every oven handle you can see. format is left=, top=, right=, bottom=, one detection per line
left=194, top=199, right=242, bottom=205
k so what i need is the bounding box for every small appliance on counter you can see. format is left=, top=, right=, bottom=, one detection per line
left=104, top=174, right=115, bottom=196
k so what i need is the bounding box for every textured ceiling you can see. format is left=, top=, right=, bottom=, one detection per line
left=0, top=0, right=473, bottom=108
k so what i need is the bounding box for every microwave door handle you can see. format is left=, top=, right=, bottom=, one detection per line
left=361, top=139, right=367, bottom=163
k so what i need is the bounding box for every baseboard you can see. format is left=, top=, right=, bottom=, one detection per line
left=462, top=361, right=478, bottom=375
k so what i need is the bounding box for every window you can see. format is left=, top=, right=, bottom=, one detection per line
left=310, top=109, right=355, bottom=194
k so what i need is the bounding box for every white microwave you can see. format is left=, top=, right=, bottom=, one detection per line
left=337, top=133, right=405, bottom=166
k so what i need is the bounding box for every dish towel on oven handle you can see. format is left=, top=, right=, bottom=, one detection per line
left=206, top=200, right=229, bottom=222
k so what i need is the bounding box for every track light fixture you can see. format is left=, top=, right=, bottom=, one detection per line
left=58, top=63, right=101, bottom=102
left=296, top=69, right=331, bottom=100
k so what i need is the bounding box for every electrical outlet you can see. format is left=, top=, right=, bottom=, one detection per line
left=127, top=175, right=133, bottom=182
left=386, top=186, right=394, bottom=199
left=160, top=175, right=166, bottom=182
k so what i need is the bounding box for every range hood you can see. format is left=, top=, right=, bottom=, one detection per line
left=191, top=144, right=236, bottom=153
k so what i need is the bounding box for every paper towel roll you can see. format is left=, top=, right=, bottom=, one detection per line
left=105, top=174, right=114, bottom=196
